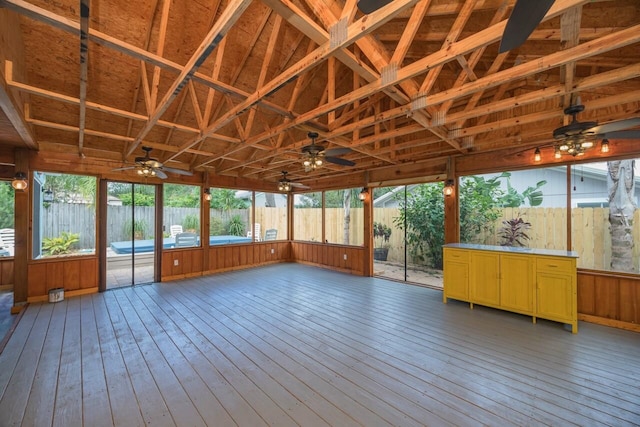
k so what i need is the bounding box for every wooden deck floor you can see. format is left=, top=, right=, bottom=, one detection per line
left=1, top=263, right=639, bottom=426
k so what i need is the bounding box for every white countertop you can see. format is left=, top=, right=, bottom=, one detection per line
left=443, top=243, right=579, bottom=258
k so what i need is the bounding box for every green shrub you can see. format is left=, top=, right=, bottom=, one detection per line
left=123, top=218, right=148, bottom=240
left=210, top=216, right=225, bottom=235
left=43, top=232, right=80, bottom=255
left=226, top=215, right=245, bottom=236
left=182, top=214, right=199, bottom=233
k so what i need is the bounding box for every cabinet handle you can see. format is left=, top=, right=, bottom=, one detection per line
left=547, top=264, right=558, bottom=268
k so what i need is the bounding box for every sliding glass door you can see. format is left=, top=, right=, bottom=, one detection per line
left=105, top=182, right=156, bottom=289
left=372, top=184, right=444, bottom=288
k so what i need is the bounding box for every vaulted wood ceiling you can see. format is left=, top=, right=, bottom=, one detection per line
left=0, top=0, right=638, bottom=187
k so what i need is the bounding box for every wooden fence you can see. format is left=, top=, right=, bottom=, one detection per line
left=374, top=206, right=640, bottom=271
left=41, top=203, right=640, bottom=271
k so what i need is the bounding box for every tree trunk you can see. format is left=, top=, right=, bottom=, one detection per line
left=607, top=160, right=636, bottom=272
left=343, top=190, right=351, bottom=245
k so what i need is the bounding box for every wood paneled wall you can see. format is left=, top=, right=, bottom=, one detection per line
left=161, top=241, right=291, bottom=281
left=578, top=271, right=640, bottom=332
left=27, top=257, right=98, bottom=302
left=0, top=258, right=14, bottom=289
left=291, top=242, right=365, bottom=275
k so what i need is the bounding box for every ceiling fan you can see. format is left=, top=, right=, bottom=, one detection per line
left=112, top=146, right=194, bottom=179
left=277, top=171, right=310, bottom=192
left=355, top=0, right=555, bottom=53
left=552, top=99, right=640, bottom=157
left=301, top=132, right=355, bottom=172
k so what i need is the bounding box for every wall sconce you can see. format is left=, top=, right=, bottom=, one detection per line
left=358, top=187, right=368, bottom=201
left=11, top=172, right=28, bottom=191
left=443, top=179, right=454, bottom=197
left=203, top=188, right=212, bottom=201
left=601, top=138, right=610, bottom=153
left=534, top=147, right=541, bottom=162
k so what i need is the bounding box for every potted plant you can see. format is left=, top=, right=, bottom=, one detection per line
left=373, top=221, right=392, bottom=261
left=498, top=217, right=531, bottom=247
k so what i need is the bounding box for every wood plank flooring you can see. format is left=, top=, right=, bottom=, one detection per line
left=0, top=263, right=639, bottom=426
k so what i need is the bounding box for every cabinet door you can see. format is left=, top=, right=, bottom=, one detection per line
left=536, top=271, right=574, bottom=322
left=444, top=249, right=469, bottom=301
left=470, top=251, right=500, bottom=306
left=500, top=254, right=534, bottom=314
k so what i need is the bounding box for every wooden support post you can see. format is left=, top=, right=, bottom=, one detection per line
left=12, top=148, right=29, bottom=312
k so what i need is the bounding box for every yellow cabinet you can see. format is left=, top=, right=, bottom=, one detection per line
left=536, top=256, right=577, bottom=333
left=500, top=254, right=535, bottom=315
left=443, top=244, right=578, bottom=333
left=443, top=248, right=469, bottom=302
left=470, top=251, right=500, bottom=307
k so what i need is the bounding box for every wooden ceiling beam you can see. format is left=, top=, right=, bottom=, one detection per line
left=77, top=0, right=90, bottom=156
left=457, top=89, right=640, bottom=140
left=3, top=64, right=243, bottom=142
left=0, top=67, right=36, bottom=149
left=419, top=0, right=476, bottom=94
left=376, top=27, right=621, bottom=43
left=315, top=0, right=463, bottom=151
left=390, top=0, right=432, bottom=66
left=1, top=0, right=321, bottom=132
left=244, top=15, right=283, bottom=138
left=210, top=0, right=609, bottom=162
left=560, top=5, right=583, bottom=109
left=187, top=0, right=421, bottom=167
left=149, top=0, right=172, bottom=111
left=125, top=0, right=253, bottom=158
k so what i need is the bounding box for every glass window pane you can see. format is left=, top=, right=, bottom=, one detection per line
left=0, top=181, right=15, bottom=257
left=460, top=168, right=567, bottom=250
left=325, top=188, right=364, bottom=246
left=571, top=160, right=639, bottom=273
left=163, top=183, right=200, bottom=248
left=254, top=191, right=287, bottom=241
left=32, top=172, right=97, bottom=258
left=209, top=188, right=252, bottom=245
left=294, top=191, right=322, bottom=242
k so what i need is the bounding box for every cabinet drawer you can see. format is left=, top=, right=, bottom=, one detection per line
left=445, top=249, right=469, bottom=262
left=536, top=257, right=574, bottom=272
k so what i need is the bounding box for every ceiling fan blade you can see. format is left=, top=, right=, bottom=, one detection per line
left=290, top=182, right=310, bottom=189
left=154, top=169, right=168, bottom=179
left=325, top=157, right=355, bottom=167
left=599, top=130, right=640, bottom=139
left=498, top=0, right=555, bottom=53
left=111, top=166, right=136, bottom=171
left=324, top=147, right=352, bottom=156
left=162, top=166, right=194, bottom=176
left=590, top=118, right=640, bottom=135
left=356, top=0, right=392, bottom=14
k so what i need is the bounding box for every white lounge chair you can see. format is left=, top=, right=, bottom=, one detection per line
left=175, top=232, right=198, bottom=248
left=170, top=224, right=183, bottom=238
left=264, top=229, right=277, bottom=241
left=246, top=223, right=261, bottom=242
left=0, top=228, right=14, bottom=256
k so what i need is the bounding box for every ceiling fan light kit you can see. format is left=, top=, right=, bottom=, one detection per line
left=537, top=98, right=640, bottom=161
left=301, top=132, right=354, bottom=172
left=113, top=146, right=194, bottom=179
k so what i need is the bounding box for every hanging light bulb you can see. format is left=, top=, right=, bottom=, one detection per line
left=533, top=148, right=541, bottom=162
left=554, top=147, right=562, bottom=159
left=601, top=138, right=610, bottom=153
